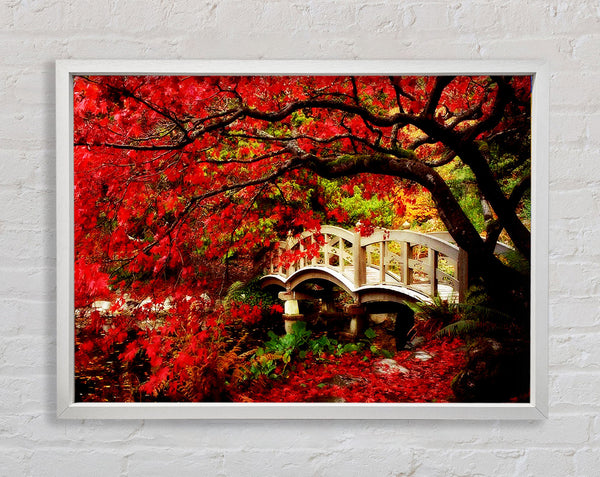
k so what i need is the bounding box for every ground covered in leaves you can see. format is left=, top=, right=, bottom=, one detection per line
left=237, top=337, right=465, bottom=403
left=76, top=306, right=467, bottom=404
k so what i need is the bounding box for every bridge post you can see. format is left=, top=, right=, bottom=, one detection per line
left=323, top=234, right=331, bottom=267
left=428, top=248, right=438, bottom=297
left=311, top=234, right=317, bottom=266
left=280, top=291, right=305, bottom=334
left=286, top=232, right=295, bottom=274
left=299, top=239, right=305, bottom=268
left=457, top=249, right=468, bottom=302
left=353, top=231, right=366, bottom=287
left=344, top=303, right=367, bottom=338
left=401, top=241, right=412, bottom=286
left=379, top=241, right=386, bottom=284
left=276, top=245, right=284, bottom=275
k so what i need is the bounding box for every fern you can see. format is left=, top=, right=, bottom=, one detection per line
left=436, top=319, right=493, bottom=338
left=223, top=281, right=246, bottom=307
left=408, top=288, right=515, bottom=340
left=224, top=279, right=280, bottom=309
left=453, top=303, right=513, bottom=323
left=407, top=296, right=457, bottom=336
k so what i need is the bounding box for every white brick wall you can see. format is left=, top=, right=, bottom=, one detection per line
left=1, top=0, right=598, bottom=475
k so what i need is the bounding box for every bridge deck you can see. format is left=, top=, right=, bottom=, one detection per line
left=265, top=264, right=457, bottom=303
left=363, top=266, right=456, bottom=301
left=341, top=265, right=456, bottom=302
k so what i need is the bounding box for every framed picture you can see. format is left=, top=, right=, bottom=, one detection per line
left=56, top=60, right=548, bottom=419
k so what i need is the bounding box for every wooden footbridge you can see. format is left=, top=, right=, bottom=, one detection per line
left=261, top=225, right=469, bottom=303
left=261, top=225, right=511, bottom=334
left=261, top=225, right=513, bottom=304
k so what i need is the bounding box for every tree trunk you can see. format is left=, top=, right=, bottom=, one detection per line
left=305, top=153, right=530, bottom=314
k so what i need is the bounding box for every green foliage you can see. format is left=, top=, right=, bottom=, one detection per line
left=248, top=353, right=278, bottom=378
left=290, top=110, right=313, bottom=128
left=265, top=321, right=312, bottom=355
left=500, top=249, right=530, bottom=275
left=458, top=193, right=486, bottom=233
left=248, top=321, right=312, bottom=379
left=247, top=322, right=384, bottom=380
left=438, top=137, right=532, bottom=235
left=519, top=193, right=531, bottom=225
left=360, top=327, right=393, bottom=358
left=482, top=138, right=532, bottom=231
left=437, top=257, right=455, bottom=278
left=439, top=162, right=486, bottom=233
left=436, top=319, right=490, bottom=338
left=416, top=286, right=515, bottom=340
left=308, top=334, right=336, bottom=355
left=407, top=296, right=458, bottom=337
left=339, top=187, right=395, bottom=227
left=488, top=142, right=530, bottom=189
left=224, top=279, right=280, bottom=309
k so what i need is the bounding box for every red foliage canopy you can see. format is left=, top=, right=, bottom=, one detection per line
left=74, top=74, right=531, bottom=306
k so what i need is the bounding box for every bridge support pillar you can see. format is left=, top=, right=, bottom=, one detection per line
left=344, top=303, right=367, bottom=338
left=283, top=314, right=305, bottom=334
left=282, top=299, right=304, bottom=334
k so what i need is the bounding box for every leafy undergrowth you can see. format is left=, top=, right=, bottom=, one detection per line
left=75, top=295, right=467, bottom=403
left=236, top=337, right=466, bottom=403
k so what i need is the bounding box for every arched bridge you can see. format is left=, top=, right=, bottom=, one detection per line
left=261, top=225, right=512, bottom=305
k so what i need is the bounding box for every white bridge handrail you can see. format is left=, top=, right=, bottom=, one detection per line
left=267, top=225, right=476, bottom=301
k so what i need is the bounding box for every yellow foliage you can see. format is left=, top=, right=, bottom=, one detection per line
left=393, top=185, right=439, bottom=227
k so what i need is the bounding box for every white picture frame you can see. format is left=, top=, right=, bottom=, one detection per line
left=56, top=59, right=548, bottom=419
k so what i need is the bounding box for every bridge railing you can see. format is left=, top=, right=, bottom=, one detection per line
left=358, top=229, right=468, bottom=301
left=267, top=225, right=469, bottom=301
left=268, top=225, right=355, bottom=275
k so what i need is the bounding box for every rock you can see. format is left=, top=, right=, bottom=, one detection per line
left=410, top=336, right=426, bottom=348
left=320, top=374, right=368, bottom=388
left=91, top=300, right=111, bottom=313
left=451, top=337, right=530, bottom=402
left=413, top=350, right=433, bottom=361
left=369, top=313, right=392, bottom=324
left=373, top=358, right=409, bottom=375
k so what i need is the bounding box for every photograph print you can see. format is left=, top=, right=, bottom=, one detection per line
left=71, top=71, right=533, bottom=405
